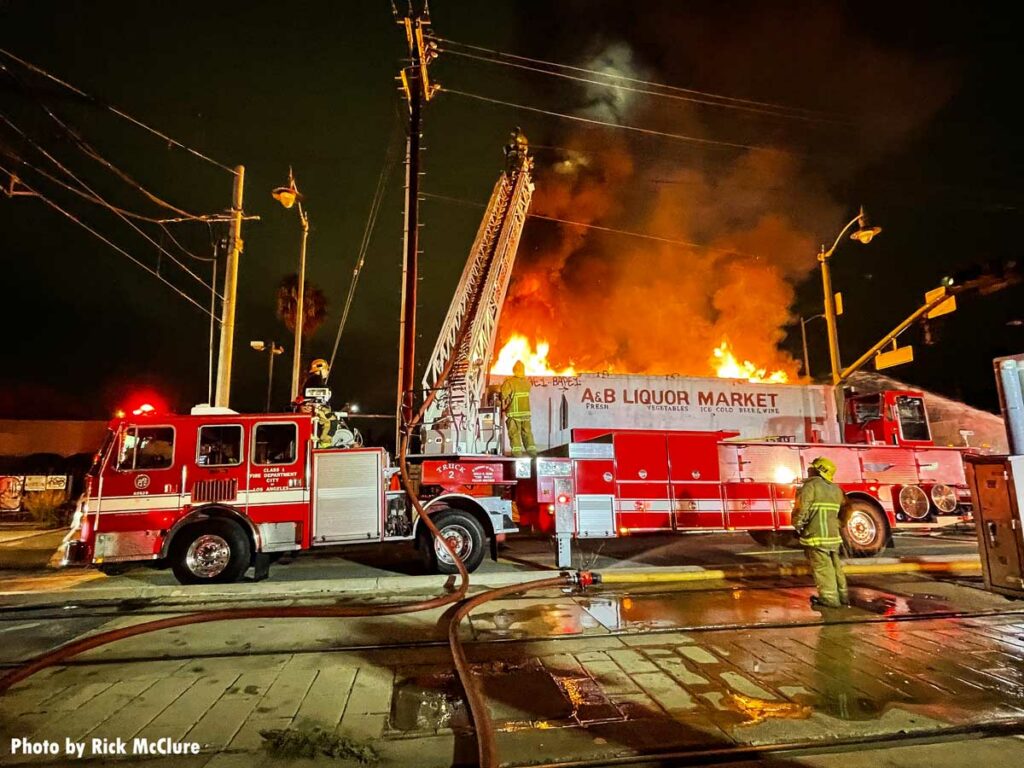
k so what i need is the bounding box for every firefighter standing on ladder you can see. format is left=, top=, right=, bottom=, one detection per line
left=501, top=360, right=536, bottom=457
left=792, top=456, right=849, bottom=608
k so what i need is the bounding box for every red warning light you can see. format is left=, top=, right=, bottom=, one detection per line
left=557, top=494, right=570, bottom=505
left=132, top=403, right=157, bottom=416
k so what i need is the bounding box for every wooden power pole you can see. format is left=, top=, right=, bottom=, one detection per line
left=215, top=165, right=245, bottom=407
left=395, top=6, right=439, bottom=445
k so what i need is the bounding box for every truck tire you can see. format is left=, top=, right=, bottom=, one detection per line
left=748, top=530, right=799, bottom=548
left=841, top=499, right=888, bottom=557
left=170, top=518, right=251, bottom=585
left=421, top=508, right=486, bottom=575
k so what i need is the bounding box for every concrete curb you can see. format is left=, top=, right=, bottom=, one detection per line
left=0, top=555, right=981, bottom=607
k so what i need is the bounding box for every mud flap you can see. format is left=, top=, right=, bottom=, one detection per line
left=252, top=552, right=271, bottom=582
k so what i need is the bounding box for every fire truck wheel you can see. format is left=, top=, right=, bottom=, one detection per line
left=423, top=509, right=486, bottom=575
left=170, top=519, right=252, bottom=584
left=841, top=499, right=888, bottom=557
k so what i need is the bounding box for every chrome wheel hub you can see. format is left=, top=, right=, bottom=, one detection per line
left=185, top=534, right=231, bottom=578
left=847, top=510, right=877, bottom=547
left=435, top=523, right=473, bottom=565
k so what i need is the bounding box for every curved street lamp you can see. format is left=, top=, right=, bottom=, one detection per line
left=818, top=206, right=882, bottom=384
left=272, top=168, right=310, bottom=400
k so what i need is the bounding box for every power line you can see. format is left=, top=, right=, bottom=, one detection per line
left=441, top=47, right=846, bottom=126
left=0, top=150, right=234, bottom=225
left=0, top=61, right=222, bottom=223
left=421, top=191, right=762, bottom=259
left=442, top=88, right=787, bottom=155
left=0, top=47, right=236, bottom=174
left=0, top=111, right=218, bottom=295
left=434, top=36, right=837, bottom=121
left=329, top=123, right=403, bottom=371
left=0, top=161, right=215, bottom=317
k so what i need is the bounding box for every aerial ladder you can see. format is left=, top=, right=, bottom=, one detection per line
left=420, top=146, right=534, bottom=455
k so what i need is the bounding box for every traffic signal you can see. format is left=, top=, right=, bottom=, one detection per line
left=943, top=258, right=1020, bottom=295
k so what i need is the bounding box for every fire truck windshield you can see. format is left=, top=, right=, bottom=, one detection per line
left=896, top=396, right=930, bottom=442
left=850, top=397, right=881, bottom=425
left=117, top=426, right=174, bottom=470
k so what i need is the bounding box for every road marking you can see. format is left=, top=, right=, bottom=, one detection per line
left=0, top=621, right=41, bottom=633
left=736, top=550, right=803, bottom=556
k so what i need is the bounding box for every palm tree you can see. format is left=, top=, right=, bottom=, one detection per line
left=276, top=273, right=328, bottom=339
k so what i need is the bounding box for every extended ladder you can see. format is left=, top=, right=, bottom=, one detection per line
left=420, top=150, right=534, bottom=454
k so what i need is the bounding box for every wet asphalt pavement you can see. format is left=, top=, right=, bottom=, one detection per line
left=2, top=529, right=1022, bottom=766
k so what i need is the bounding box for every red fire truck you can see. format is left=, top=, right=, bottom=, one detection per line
left=518, top=388, right=972, bottom=558
left=62, top=406, right=519, bottom=584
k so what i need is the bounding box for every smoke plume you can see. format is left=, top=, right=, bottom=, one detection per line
left=498, top=4, right=955, bottom=378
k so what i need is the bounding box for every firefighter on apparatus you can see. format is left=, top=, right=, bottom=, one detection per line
left=504, top=126, right=528, bottom=171
left=792, top=456, right=850, bottom=608
left=300, top=359, right=338, bottom=448
left=303, top=358, right=330, bottom=395
left=500, top=360, right=536, bottom=457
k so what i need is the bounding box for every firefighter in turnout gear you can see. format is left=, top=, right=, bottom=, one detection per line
left=500, top=360, right=536, bottom=457
left=792, top=456, right=849, bottom=608
left=303, top=358, right=330, bottom=394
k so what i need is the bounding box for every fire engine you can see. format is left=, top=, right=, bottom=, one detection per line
left=61, top=141, right=974, bottom=582
left=61, top=144, right=538, bottom=585
left=62, top=405, right=520, bottom=583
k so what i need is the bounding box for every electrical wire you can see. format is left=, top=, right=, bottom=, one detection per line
left=421, top=191, right=762, bottom=259
left=0, top=112, right=219, bottom=295
left=0, top=162, right=214, bottom=317
left=435, top=36, right=837, bottom=120
left=443, top=87, right=787, bottom=155
left=0, top=47, right=237, bottom=174
left=328, top=122, right=402, bottom=372
left=0, top=61, right=222, bottom=223
left=0, top=150, right=234, bottom=225
left=441, top=47, right=847, bottom=126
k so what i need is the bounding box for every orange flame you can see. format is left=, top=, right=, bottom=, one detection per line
left=712, top=340, right=789, bottom=383
left=491, top=334, right=576, bottom=376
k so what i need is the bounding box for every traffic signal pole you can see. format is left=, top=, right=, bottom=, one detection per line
left=215, top=165, right=245, bottom=407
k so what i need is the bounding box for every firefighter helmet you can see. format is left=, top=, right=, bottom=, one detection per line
left=809, top=456, right=837, bottom=482
left=309, top=358, right=329, bottom=375
left=512, top=360, right=526, bottom=377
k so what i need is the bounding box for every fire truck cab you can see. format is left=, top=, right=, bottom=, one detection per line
left=63, top=406, right=516, bottom=584
left=844, top=389, right=933, bottom=447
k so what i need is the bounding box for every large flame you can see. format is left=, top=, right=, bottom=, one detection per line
left=491, top=334, right=576, bottom=376
left=712, top=340, right=789, bottom=383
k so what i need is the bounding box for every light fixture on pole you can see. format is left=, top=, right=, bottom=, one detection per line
left=272, top=168, right=310, bottom=400
left=819, top=206, right=882, bottom=384
left=250, top=340, right=285, bottom=412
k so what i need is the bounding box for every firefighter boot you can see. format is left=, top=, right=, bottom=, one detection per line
left=521, top=418, right=538, bottom=457
left=507, top=418, right=526, bottom=457
left=806, top=548, right=843, bottom=608
left=833, top=550, right=851, bottom=606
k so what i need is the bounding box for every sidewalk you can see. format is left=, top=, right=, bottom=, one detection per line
left=0, top=528, right=64, bottom=571
left=1, top=577, right=1021, bottom=766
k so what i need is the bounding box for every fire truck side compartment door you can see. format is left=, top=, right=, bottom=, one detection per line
left=312, top=450, right=384, bottom=543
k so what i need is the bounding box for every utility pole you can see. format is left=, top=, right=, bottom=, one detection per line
left=819, top=245, right=843, bottom=385
left=395, top=5, right=439, bottom=445
left=215, top=165, right=245, bottom=407
left=291, top=203, right=310, bottom=399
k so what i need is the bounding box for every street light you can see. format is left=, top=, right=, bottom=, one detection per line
left=818, top=206, right=882, bottom=384
left=250, top=340, right=285, bottom=412
left=272, top=168, right=310, bottom=400
left=799, top=314, right=825, bottom=378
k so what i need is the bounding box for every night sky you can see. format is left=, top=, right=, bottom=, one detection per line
left=1, top=1, right=1021, bottom=434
